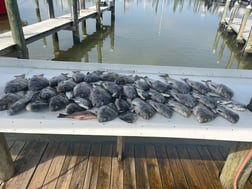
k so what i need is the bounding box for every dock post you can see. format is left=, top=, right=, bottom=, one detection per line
left=47, top=0, right=55, bottom=18
left=220, top=142, right=252, bottom=189
left=0, top=133, right=15, bottom=182
left=220, top=0, right=231, bottom=25
left=5, top=0, right=29, bottom=59
left=81, top=0, right=87, bottom=38
left=236, top=5, right=251, bottom=43
left=96, top=0, right=102, bottom=29
left=111, top=0, right=115, bottom=21
left=212, top=28, right=222, bottom=53
left=227, top=1, right=240, bottom=32
left=243, top=25, right=252, bottom=54
left=71, top=0, right=80, bottom=44
left=117, top=136, right=125, bottom=161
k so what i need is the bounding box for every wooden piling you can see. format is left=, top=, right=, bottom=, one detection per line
left=0, top=133, right=15, bottom=182
left=227, top=1, right=240, bottom=32
left=47, top=0, right=55, bottom=18
left=237, top=5, right=252, bottom=43
left=244, top=25, right=252, bottom=54
left=5, top=0, right=29, bottom=59
left=221, top=0, right=231, bottom=25
left=220, top=142, right=252, bottom=189
left=71, top=0, right=80, bottom=44
left=117, top=136, right=124, bottom=161
left=212, top=28, right=221, bottom=53
left=96, top=0, right=102, bottom=29
left=111, top=0, right=115, bottom=21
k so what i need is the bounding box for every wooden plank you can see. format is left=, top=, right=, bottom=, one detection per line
left=41, top=142, right=68, bottom=189
left=196, top=146, right=224, bottom=189
left=134, top=144, right=150, bottom=189
left=110, top=145, right=123, bottom=189
left=9, top=141, right=26, bottom=161
left=186, top=145, right=216, bottom=189
left=145, top=145, right=162, bottom=189
left=206, top=146, right=226, bottom=175
left=69, top=144, right=90, bottom=189
left=27, top=142, right=58, bottom=189
left=155, top=144, right=175, bottom=189
left=83, top=144, right=101, bottom=189
left=96, top=144, right=113, bottom=189
left=166, top=145, right=189, bottom=189
left=55, top=143, right=80, bottom=189
left=4, top=141, right=47, bottom=189
left=123, top=144, right=136, bottom=189
left=175, top=145, right=203, bottom=189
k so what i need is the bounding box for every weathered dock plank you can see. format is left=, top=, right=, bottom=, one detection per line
left=0, top=6, right=110, bottom=55
left=110, top=145, right=123, bottom=189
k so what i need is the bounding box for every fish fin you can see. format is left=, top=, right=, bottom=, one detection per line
left=57, top=113, right=67, bottom=118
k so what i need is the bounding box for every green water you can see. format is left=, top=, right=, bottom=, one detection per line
left=1, top=0, right=252, bottom=69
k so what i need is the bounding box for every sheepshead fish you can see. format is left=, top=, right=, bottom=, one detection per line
left=0, top=93, right=23, bottom=110
left=72, top=70, right=85, bottom=83
left=218, top=99, right=247, bottom=112
left=170, top=90, right=197, bottom=108
left=84, top=72, right=101, bottom=83
left=192, top=92, right=216, bottom=109
left=167, top=99, right=191, bottom=118
left=119, top=112, right=137, bottom=123
left=115, top=98, right=131, bottom=113
left=193, top=104, right=216, bottom=123
left=72, top=97, right=92, bottom=109
left=247, top=98, right=252, bottom=112
left=28, top=74, right=49, bottom=91
left=102, top=81, right=122, bottom=97
left=49, top=95, right=69, bottom=111
left=132, top=98, right=155, bottom=120
left=58, top=111, right=96, bottom=120
left=56, top=79, right=76, bottom=93
left=8, top=91, right=36, bottom=115
left=65, top=102, right=86, bottom=114
left=160, top=74, right=191, bottom=94
left=73, top=82, right=92, bottom=98
left=123, top=84, right=137, bottom=99
left=4, top=74, right=28, bottom=93
left=134, top=78, right=150, bottom=91
left=216, top=105, right=239, bottom=123
left=148, top=89, right=166, bottom=103
left=100, top=72, right=119, bottom=81
left=147, top=100, right=173, bottom=118
left=26, top=101, right=48, bottom=112
left=136, top=88, right=149, bottom=100
left=40, top=87, right=57, bottom=101
left=49, top=73, right=68, bottom=87
left=97, top=105, right=118, bottom=122
left=203, top=80, right=233, bottom=99
left=182, top=78, right=209, bottom=94
left=90, top=86, right=112, bottom=107
left=144, top=77, right=168, bottom=93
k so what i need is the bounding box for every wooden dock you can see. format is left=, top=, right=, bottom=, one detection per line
left=0, top=139, right=252, bottom=189
left=0, top=6, right=110, bottom=56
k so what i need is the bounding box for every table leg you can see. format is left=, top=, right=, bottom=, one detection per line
left=220, top=142, right=252, bottom=189
left=0, top=133, right=15, bottom=181
left=117, top=136, right=124, bottom=161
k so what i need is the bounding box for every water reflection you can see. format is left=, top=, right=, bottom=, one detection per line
left=1, top=0, right=252, bottom=69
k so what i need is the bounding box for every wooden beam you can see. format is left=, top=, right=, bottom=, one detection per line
left=236, top=5, right=251, bottom=43
left=117, top=136, right=124, bottom=161
left=220, top=142, right=252, bottom=189
left=71, top=0, right=80, bottom=44
left=227, top=1, right=240, bottom=32
left=5, top=0, right=29, bottom=58
left=0, top=133, right=15, bottom=182
left=244, top=25, right=252, bottom=54
left=220, top=0, right=231, bottom=24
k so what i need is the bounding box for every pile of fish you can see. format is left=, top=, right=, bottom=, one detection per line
left=0, top=70, right=248, bottom=124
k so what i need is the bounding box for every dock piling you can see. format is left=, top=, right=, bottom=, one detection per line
left=227, top=1, right=240, bottom=32
left=96, top=0, right=102, bottom=29
left=236, top=5, right=251, bottom=43
left=5, top=0, right=29, bottom=58
left=71, top=0, right=80, bottom=44
left=47, top=0, right=55, bottom=18
left=221, top=0, right=231, bottom=25
left=243, top=25, right=252, bottom=54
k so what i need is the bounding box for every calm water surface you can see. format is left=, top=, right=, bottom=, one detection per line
left=1, top=0, right=252, bottom=69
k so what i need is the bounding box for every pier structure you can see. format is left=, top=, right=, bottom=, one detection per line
left=220, top=0, right=252, bottom=54
left=0, top=0, right=115, bottom=58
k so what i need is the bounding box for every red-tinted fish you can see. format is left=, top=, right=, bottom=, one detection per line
left=57, top=111, right=96, bottom=120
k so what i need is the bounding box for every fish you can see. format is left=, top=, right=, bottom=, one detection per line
left=84, top=72, right=101, bottom=83
left=192, top=92, right=216, bottom=109
left=100, top=72, right=119, bottom=81
left=90, top=86, right=112, bottom=107
left=115, top=75, right=135, bottom=85
left=182, top=78, right=209, bottom=94
left=0, top=93, right=23, bottom=110
left=73, top=82, right=92, bottom=98
left=115, top=98, right=131, bottom=113
left=40, top=87, right=57, bottom=101
left=28, top=74, right=49, bottom=91
left=144, top=77, right=168, bottom=93
left=102, top=81, right=122, bottom=97
left=97, top=105, right=118, bottom=122
left=49, top=73, right=68, bottom=87
left=4, top=74, right=28, bottom=93
left=132, top=98, right=155, bottom=120
left=167, top=99, right=191, bottom=118
left=247, top=98, right=252, bottom=112
left=148, top=89, right=166, bottom=103
left=56, top=79, right=76, bottom=93
left=136, top=88, right=149, bottom=100
left=203, top=80, right=233, bottom=99
left=72, top=70, right=85, bottom=83
left=119, top=112, right=137, bottom=123
left=65, top=102, right=86, bottom=114
left=192, top=104, right=216, bottom=123
left=72, top=97, right=92, bottom=109
left=160, top=74, right=191, bottom=94
left=58, top=111, right=97, bottom=120
left=49, top=95, right=69, bottom=111
left=8, top=91, right=36, bottom=115
left=26, top=101, right=48, bottom=112
left=216, top=105, right=239, bottom=123
left=170, top=90, right=197, bottom=108
left=123, top=84, right=137, bottom=99
left=134, top=78, right=150, bottom=91
left=218, top=99, right=247, bottom=112
left=147, top=100, right=173, bottom=118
